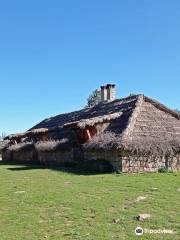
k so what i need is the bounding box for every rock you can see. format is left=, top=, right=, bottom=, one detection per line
left=113, top=219, right=120, bottom=224
left=151, top=187, right=158, bottom=191
left=14, top=191, right=26, bottom=194
left=177, top=188, right=180, bottom=192
left=64, top=181, right=72, bottom=186
left=137, top=214, right=151, bottom=221
left=135, top=196, right=147, bottom=202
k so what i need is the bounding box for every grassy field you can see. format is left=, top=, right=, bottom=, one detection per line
left=0, top=162, right=179, bottom=240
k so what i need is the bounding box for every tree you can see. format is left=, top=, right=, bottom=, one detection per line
left=0, top=132, right=6, bottom=141
left=86, top=89, right=101, bottom=108
left=0, top=132, right=7, bottom=154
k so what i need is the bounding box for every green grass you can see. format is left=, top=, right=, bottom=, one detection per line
left=0, top=162, right=179, bottom=240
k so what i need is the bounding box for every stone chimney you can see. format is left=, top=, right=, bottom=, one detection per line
left=101, top=85, right=108, bottom=102
left=101, top=84, right=116, bottom=102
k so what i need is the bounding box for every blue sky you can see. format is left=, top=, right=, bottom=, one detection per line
left=0, top=0, right=180, bottom=134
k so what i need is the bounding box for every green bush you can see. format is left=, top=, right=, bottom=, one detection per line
left=158, top=166, right=168, bottom=173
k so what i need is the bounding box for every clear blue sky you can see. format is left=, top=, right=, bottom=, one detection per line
left=0, top=0, right=180, bottom=134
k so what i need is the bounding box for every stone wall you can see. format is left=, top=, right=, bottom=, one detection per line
left=37, top=150, right=74, bottom=167
left=2, top=149, right=12, bottom=161
left=83, top=150, right=122, bottom=172
left=121, top=154, right=180, bottom=172
left=2, top=147, right=180, bottom=173
left=2, top=148, right=38, bottom=164
left=167, top=155, right=180, bottom=171
left=13, top=149, right=38, bottom=164
left=36, top=149, right=116, bottom=172
left=83, top=150, right=180, bottom=173
left=2, top=148, right=75, bottom=167
left=121, top=156, right=163, bottom=173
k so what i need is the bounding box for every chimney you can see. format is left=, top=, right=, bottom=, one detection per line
left=101, top=84, right=116, bottom=102
left=101, top=85, right=108, bottom=101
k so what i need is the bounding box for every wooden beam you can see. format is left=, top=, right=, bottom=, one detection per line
left=86, top=129, right=91, bottom=140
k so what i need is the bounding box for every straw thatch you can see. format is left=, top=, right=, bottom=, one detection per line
left=30, top=94, right=139, bottom=130
left=84, top=95, right=180, bottom=156
left=83, top=132, right=180, bottom=156
left=64, top=112, right=123, bottom=129
left=5, top=94, right=180, bottom=156
left=8, top=142, right=34, bottom=152
left=35, top=139, right=69, bottom=152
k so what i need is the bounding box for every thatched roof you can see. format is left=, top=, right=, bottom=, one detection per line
left=5, top=128, right=49, bottom=140
left=31, top=94, right=140, bottom=129
left=84, top=95, right=180, bottom=155
left=64, top=112, right=123, bottom=129
left=6, top=94, right=139, bottom=139
left=6, top=94, right=180, bottom=155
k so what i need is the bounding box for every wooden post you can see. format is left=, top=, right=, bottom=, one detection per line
left=86, top=129, right=91, bottom=140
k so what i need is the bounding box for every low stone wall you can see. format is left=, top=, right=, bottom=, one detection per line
left=12, top=149, right=38, bottom=164
left=2, top=149, right=12, bottom=161
left=121, top=154, right=180, bottom=172
left=39, top=148, right=114, bottom=172
left=2, top=148, right=75, bottom=167
left=2, top=149, right=38, bottom=164
left=2, top=147, right=180, bottom=173
left=167, top=155, right=180, bottom=171
left=84, top=150, right=180, bottom=173
left=37, top=150, right=74, bottom=167
left=122, top=156, right=163, bottom=173
left=83, top=150, right=122, bottom=172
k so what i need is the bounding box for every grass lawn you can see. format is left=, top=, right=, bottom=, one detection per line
left=0, top=162, right=179, bottom=240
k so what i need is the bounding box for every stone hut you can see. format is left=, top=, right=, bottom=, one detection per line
left=3, top=84, right=180, bottom=173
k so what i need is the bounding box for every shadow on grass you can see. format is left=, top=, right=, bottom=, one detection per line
left=0, top=160, right=114, bottom=175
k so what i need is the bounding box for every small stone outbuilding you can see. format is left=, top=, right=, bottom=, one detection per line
left=3, top=84, right=180, bottom=173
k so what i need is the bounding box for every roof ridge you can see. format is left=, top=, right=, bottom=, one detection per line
left=100, top=94, right=142, bottom=105
left=121, top=94, right=144, bottom=140
left=144, top=96, right=180, bottom=120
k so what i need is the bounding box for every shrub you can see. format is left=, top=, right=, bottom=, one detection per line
left=0, top=140, right=9, bottom=153
left=158, top=166, right=168, bottom=173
